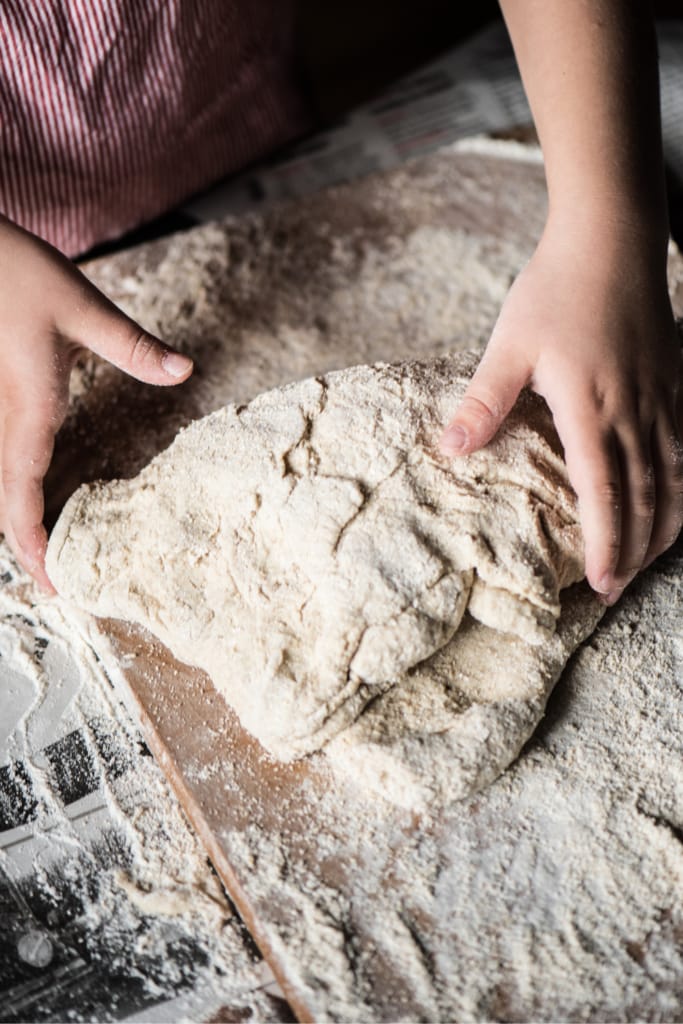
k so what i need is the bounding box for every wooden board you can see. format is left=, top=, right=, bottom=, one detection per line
left=96, top=550, right=683, bottom=1024
left=52, top=142, right=683, bottom=1022
left=101, top=620, right=423, bottom=1022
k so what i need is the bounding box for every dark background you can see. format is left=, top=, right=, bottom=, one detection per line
left=298, top=1, right=502, bottom=119
left=298, top=0, right=683, bottom=119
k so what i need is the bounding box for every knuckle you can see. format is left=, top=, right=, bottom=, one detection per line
left=632, top=503, right=656, bottom=523
left=595, top=479, right=621, bottom=507
left=587, top=529, right=620, bottom=567
left=602, top=540, right=622, bottom=573
left=2, top=464, right=21, bottom=491
left=628, top=454, right=656, bottom=518
left=128, top=331, right=158, bottom=370
left=632, top=486, right=656, bottom=520
left=667, top=472, right=683, bottom=501
left=2, top=447, right=50, bottom=493
left=460, top=393, right=501, bottom=426
left=588, top=383, right=611, bottom=417
left=604, top=538, right=621, bottom=563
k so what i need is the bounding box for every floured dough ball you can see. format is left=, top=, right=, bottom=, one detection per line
left=326, top=583, right=603, bottom=810
left=47, top=353, right=597, bottom=785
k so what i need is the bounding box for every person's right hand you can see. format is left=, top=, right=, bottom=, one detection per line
left=0, top=214, right=193, bottom=592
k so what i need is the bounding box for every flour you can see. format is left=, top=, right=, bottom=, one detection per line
left=0, top=546, right=287, bottom=1022
left=36, top=138, right=683, bottom=1019
left=47, top=351, right=601, bottom=804
left=326, top=584, right=603, bottom=809
left=164, top=549, right=683, bottom=1022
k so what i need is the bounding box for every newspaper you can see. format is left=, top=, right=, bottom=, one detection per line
left=184, top=19, right=683, bottom=222
left=182, top=21, right=530, bottom=221
left=0, top=549, right=285, bottom=1024
left=658, top=21, right=683, bottom=185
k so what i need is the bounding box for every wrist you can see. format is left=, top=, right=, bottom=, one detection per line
left=546, top=170, right=669, bottom=242
left=544, top=196, right=670, bottom=273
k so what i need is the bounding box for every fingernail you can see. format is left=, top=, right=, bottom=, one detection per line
left=162, top=352, right=193, bottom=378
left=601, top=589, right=622, bottom=607
left=440, top=425, right=468, bottom=454
left=597, top=573, right=613, bottom=593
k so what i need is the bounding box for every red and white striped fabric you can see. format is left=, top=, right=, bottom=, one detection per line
left=0, top=0, right=311, bottom=256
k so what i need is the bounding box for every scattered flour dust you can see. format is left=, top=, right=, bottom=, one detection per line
left=36, top=140, right=683, bottom=1019
left=166, top=552, right=683, bottom=1023
left=0, top=542, right=287, bottom=1023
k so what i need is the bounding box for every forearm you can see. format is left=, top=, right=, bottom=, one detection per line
left=444, top=1, right=683, bottom=603
left=499, top=0, right=668, bottom=254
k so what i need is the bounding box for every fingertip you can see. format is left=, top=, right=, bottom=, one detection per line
left=584, top=550, right=619, bottom=600
left=439, top=423, right=469, bottom=456
left=86, top=312, right=195, bottom=385
left=596, top=571, right=615, bottom=594
left=586, top=562, right=619, bottom=597
left=13, top=522, right=55, bottom=592
left=582, top=540, right=619, bottom=592
left=571, top=459, right=622, bottom=601
left=445, top=390, right=512, bottom=455
left=36, top=567, right=57, bottom=596
left=161, top=351, right=194, bottom=382
left=599, top=588, right=623, bottom=607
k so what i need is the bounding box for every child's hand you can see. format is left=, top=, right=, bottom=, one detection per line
left=441, top=220, right=683, bottom=604
left=441, top=0, right=679, bottom=606
left=0, top=215, right=193, bottom=591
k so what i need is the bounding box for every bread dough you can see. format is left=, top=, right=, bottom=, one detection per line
left=47, top=353, right=601, bottom=794
left=325, top=583, right=603, bottom=809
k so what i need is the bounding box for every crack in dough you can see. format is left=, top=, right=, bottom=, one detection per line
left=47, top=353, right=601, bottom=790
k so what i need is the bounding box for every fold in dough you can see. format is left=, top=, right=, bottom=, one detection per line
left=47, top=353, right=598, bottom=775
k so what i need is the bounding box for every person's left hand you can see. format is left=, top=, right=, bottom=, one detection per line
left=440, top=220, right=683, bottom=605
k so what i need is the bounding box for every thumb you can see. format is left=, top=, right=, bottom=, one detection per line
left=60, top=274, right=193, bottom=386
left=440, top=345, right=530, bottom=456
